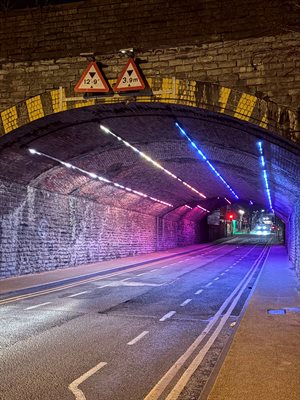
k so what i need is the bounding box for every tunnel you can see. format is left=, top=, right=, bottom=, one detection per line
left=0, top=100, right=299, bottom=279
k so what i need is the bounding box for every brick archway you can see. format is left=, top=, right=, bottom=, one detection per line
left=0, top=79, right=298, bottom=143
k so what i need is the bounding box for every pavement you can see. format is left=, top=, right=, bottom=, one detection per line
left=206, top=245, right=300, bottom=400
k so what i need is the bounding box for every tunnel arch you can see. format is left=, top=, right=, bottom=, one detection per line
left=0, top=79, right=299, bottom=142
left=0, top=80, right=299, bottom=278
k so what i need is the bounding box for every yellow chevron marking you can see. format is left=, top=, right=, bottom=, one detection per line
left=51, top=89, right=67, bottom=113
left=260, top=113, right=268, bottom=129
left=1, top=106, right=18, bottom=134
left=219, top=87, right=231, bottom=113
left=234, top=93, right=257, bottom=121
left=26, top=96, right=45, bottom=122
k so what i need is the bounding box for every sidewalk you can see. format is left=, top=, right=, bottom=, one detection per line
left=0, top=244, right=205, bottom=295
left=206, top=245, right=300, bottom=400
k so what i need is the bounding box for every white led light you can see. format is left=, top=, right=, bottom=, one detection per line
left=62, top=162, right=72, bottom=168
left=224, top=197, right=231, bottom=205
left=28, top=148, right=36, bottom=154
left=100, top=125, right=110, bottom=133
left=99, top=124, right=207, bottom=199
left=185, top=205, right=192, bottom=209
left=197, top=205, right=210, bottom=213
left=29, top=148, right=173, bottom=208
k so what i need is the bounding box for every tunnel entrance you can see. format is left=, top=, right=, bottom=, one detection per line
left=0, top=100, right=298, bottom=278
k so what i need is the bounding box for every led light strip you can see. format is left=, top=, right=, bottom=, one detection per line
left=100, top=125, right=206, bottom=199
left=224, top=197, right=231, bottom=205
left=197, top=205, right=210, bottom=213
left=28, top=149, right=173, bottom=208
left=257, top=141, right=273, bottom=211
left=184, top=205, right=192, bottom=209
left=175, top=123, right=239, bottom=200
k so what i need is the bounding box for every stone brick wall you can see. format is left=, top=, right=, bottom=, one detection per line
left=0, top=0, right=299, bottom=61
left=0, top=177, right=200, bottom=279
left=0, top=0, right=299, bottom=116
left=287, top=200, right=300, bottom=276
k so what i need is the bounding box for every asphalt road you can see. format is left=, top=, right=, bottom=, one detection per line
left=0, top=236, right=273, bottom=400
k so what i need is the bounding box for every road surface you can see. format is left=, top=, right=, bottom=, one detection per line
left=0, top=235, right=273, bottom=400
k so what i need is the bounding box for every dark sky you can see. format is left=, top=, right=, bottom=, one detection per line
left=2, top=0, right=80, bottom=9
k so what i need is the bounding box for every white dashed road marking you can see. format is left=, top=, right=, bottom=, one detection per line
left=127, top=331, right=149, bottom=345
left=214, top=277, right=219, bottom=281
left=205, top=282, right=212, bottom=287
left=68, top=291, right=89, bottom=298
left=25, top=302, right=52, bottom=310
left=180, top=299, right=192, bottom=307
left=159, top=311, right=176, bottom=321
left=195, top=289, right=203, bottom=295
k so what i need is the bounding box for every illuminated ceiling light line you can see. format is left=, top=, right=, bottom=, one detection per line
left=28, top=148, right=173, bottom=208
left=100, top=124, right=206, bottom=199
left=197, top=205, right=210, bottom=213
left=257, top=141, right=273, bottom=212
left=184, top=204, right=192, bottom=209
left=175, top=123, right=239, bottom=200
left=224, top=197, right=231, bottom=205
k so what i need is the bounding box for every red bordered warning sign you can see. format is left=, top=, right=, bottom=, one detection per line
left=75, top=62, right=110, bottom=93
left=114, top=58, right=145, bottom=92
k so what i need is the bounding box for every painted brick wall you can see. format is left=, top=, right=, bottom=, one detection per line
left=0, top=178, right=200, bottom=279
left=0, top=1, right=299, bottom=114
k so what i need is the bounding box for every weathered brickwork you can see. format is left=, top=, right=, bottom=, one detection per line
left=0, top=1, right=299, bottom=140
left=287, top=201, right=300, bottom=275
left=0, top=0, right=299, bottom=61
left=0, top=177, right=199, bottom=279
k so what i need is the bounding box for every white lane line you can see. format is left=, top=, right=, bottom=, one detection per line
left=195, top=289, right=203, bottom=295
left=68, top=291, right=89, bottom=298
left=159, top=311, right=176, bottom=321
left=127, top=331, right=149, bottom=346
left=162, top=265, right=170, bottom=269
left=25, top=302, right=52, bottom=310
left=205, top=282, right=212, bottom=287
left=164, top=250, right=269, bottom=400
left=144, top=245, right=265, bottom=400
left=69, top=361, right=107, bottom=400
left=180, top=299, right=192, bottom=307
left=97, top=283, right=112, bottom=289
left=149, top=269, right=158, bottom=273
left=225, top=269, right=229, bottom=272
left=137, top=272, right=148, bottom=276
left=214, top=277, right=219, bottom=281
left=220, top=273, right=225, bottom=276
left=122, top=277, right=132, bottom=281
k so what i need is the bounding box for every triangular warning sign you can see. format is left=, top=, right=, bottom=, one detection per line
left=75, top=62, right=110, bottom=93
left=114, top=59, right=145, bottom=92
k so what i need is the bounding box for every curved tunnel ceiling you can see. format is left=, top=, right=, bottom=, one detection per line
left=0, top=102, right=299, bottom=222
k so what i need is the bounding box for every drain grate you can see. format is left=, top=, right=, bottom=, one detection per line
left=267, top=307, right=300, bottom=315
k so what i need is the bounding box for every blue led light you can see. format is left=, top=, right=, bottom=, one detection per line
left=175, top=123, right=239, bottom=199
left=257, top=141, right=273, bottom=211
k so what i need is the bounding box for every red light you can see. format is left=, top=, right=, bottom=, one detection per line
left=229, top=214, right=234, bottom=220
